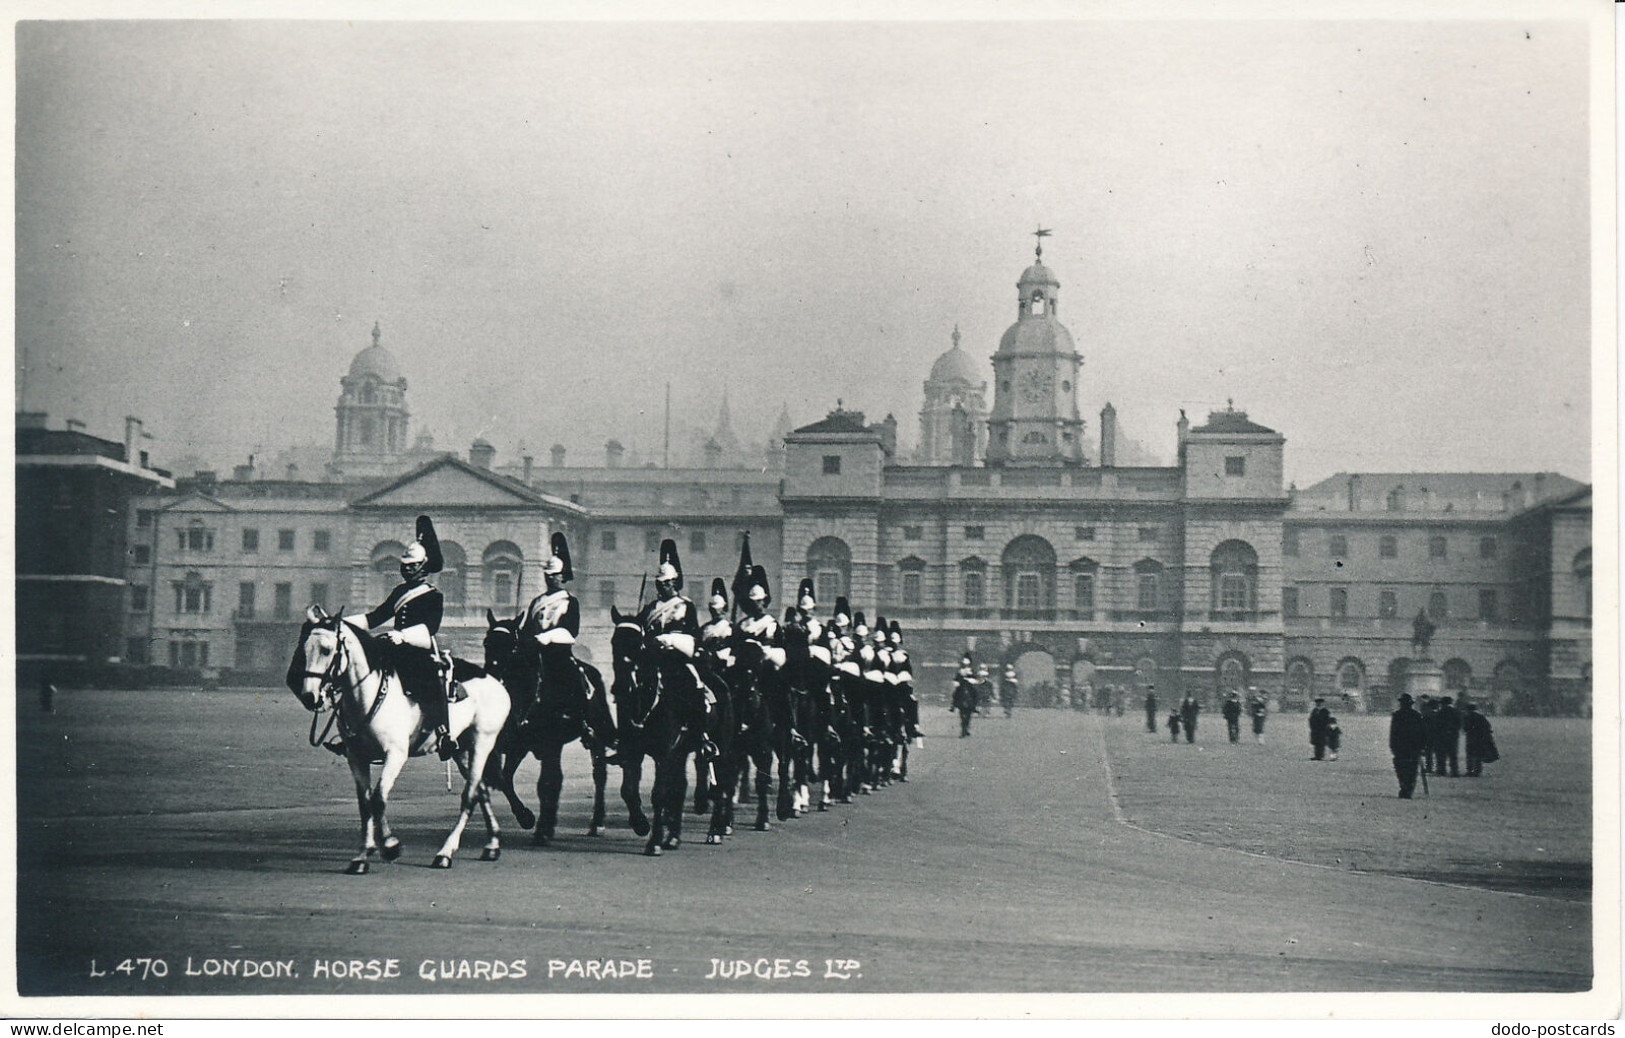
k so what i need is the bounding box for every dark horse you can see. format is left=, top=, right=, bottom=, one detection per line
left=481, top=610, right=611, bottom=845
left=609, top=607, right=718, bottom=855
left=702, top=640, right=777, bottom=837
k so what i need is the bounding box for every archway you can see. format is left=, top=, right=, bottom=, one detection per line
left=1012, top=648, right=1059, bottom=709
left=806, top=536, right=852, bottom=605
left=1002, top=534, right=1057, bottom=619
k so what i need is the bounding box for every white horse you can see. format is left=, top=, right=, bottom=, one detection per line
left=288, top=605, right=511, bottom=873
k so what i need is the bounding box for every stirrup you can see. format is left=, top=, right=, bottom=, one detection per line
left=323, top=738, right=348, bottom=757
left=436, top=728, right=456, bottom=761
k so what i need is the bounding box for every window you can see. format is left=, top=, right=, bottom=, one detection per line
left=1479, top=536, right=1498, bottom=559
left=274, top=582, right=293, bottom=620
left=242, top=528, right=259, bottom=552
left=1282, top=586, right=1299, bottom=618
left=1210, top=540, right=1258, bottom=613
left=173, top=575, right=212, bottom=615
left=965, top=526, right=985, bottom=540
left=1138, top=527, right=1159, bottom=543
left=644, top=530, right=660, bottom=553
left=963, top=570, right=985, bottom=608
left=313, top=529, right=332, bottom=552
left=1428, top=591, right=1448, bottom=620
left=599, top=580, right=617, bottom=608
left=1075, top=526, right=1095, bottom=541
left=822, top=455, right=842, bottom=475
left=170, top=640, right=209, bottom=670
left=690, top=530, right=707, bottom=554
left=1428, top=535, right=1447, bottom=559
left=238, top=582, right=256, bottom=619
left=278, top=529, right=295, bottom=551
left=601, top=530, right=617, bottom=552
left=901, top=572, right=922, bottom=607
left=131, top=544, right=150, bottom=565
left=237, top=641, right=255, bottom=671
left=1379, top=535, right=1397, bottom=558
left=903, top=525, right=923, bottom=541
left=1016, top=573, right=1042, bottom=611
left=1338, top=661, right=1363, bottom=690
left=1379, top=589, right=1398, bottom=619
left=1074, top=572, right=1095, bottom=613
left=1283, top=528, right=1300, bottom=557
left=130, top=585, right=149, bottom=613
left=493, top=571, right=514, bottom=609
left=1329, top=534, right=1348, bottom=558
left=1218, top=574, right=1248, bottom=610
left=311, top=583, right=330, bottom=610
left=1224, top=456, right=1246, bottom=476
left=1136, top=573, right=1160, bottom=612
left=179, top=524, right=214, bottom=552
left=136, top=509, right=155, bottom=529
left=1330, top=587, right=1348, bottom=618
left=814, top=569, right=844, bottom=604
left=1478, top=589, right=1497, bottom=621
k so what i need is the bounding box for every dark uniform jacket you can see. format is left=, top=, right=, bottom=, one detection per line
left=519, top=588, right=584, bottom=704
left=365, top=580, right=443, bottom=696
left=1308, top=705, right=1333, bottom=744
left=1388, top=705, right=1429, bottom=758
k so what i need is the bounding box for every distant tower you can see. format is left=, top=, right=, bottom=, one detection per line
left=765, top=402, right=794, bottom=472
left=917, top=325, right=988, bottom=465
left=986, top=231, right=1085, bottom=467
left=710, top=389, right=742, bottom=467
left=332, top=322, right=411, bottom=479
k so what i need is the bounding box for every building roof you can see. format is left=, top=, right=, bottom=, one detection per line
left=1292, top=471, right=1585, bottom=515
left=996, top=316, right=1076, bottom=356
left=929, top=344, right=983, bottom=385
left=347, top=325, right=403, bottom=383
left=1018, top=261, right=1059, bottom=287
left=1189, top=410, right=1278, bottom=435
left=793, top=408, right=873, bottom=435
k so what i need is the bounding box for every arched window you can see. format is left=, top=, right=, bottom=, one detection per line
left=371, top=541, right=407, bottom=602
left=1492, top=660, right=1522, bottom=695
left=482, top=541, right=525, bottom=613
left=1002, top=534, right=1056, bottom=617
left=959, top=556, right=987, bottom=611
left=1337, top=658, right=1365, bottom=691
left=1133, top=558, right=1165, bottom=614
left=807, top=537, right=852, bottom=605
left=1443, top=658, right=1472, bottom=692
left=1286, top=658, right=1313, bottom=698
left=1387, top=657, right=1411, bottom=694
left=1209, top=540, right=1259, bottom=614
left=1217, top=653, right=1248, bottom=692
left=1031, top=293, right=1047, bottom=316
left=1135, top=657, right=1158, bottom=690
left=1428, top=590, right=1449, bottom=621
left=438, top=541, right=468, bottom=610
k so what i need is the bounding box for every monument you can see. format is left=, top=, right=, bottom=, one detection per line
left=1404, top=609, right=1444, bottom=699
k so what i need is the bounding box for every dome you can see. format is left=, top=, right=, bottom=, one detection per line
left=929, top=345, right=983, bottom=385
left=1018, top=261, right=1059, bottom=287
left=998, top=317, right=1076, bottom=355
left=347, top=323, right=403, bottom=383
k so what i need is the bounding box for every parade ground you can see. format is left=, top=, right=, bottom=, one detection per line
left=12, top=689, right=1596, bottom=1005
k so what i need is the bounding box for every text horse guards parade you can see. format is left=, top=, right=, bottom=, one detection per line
left=289, top=517, right=925, bottom=869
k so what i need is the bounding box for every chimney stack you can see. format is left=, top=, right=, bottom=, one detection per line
left=124, top=416, right=144, bottom=463
left=550, top=444, right=566, bottom=468
left=1176, top=409, right=1189, bottom=464
left=605, top=440, right=624, bottom=468
left=470, top=439, right=496, bottom=470
left=65, top=418, right=86, bottom=432
left=1099, top=402, right=1117, bottom=467
left=522, top=454, right=534, bottom=483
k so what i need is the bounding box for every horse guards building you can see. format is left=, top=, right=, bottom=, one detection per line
left=17, top=246, right=1593, bottom=716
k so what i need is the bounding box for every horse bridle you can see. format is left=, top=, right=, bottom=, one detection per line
left=299, top=620, right=389, bottom=746
left=614, top=621, right=662, bottom=730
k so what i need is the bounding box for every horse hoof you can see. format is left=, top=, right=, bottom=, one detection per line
left=480, top=847, right=500, bottom=862
left=663, top=836, right=681, bottom=851
left=644, top=844, right=662, bottom=857
left=724, top=825, right=734, bottom=837
left=817, top=802, right=829, bottom=812
left=706, top=834, right=722, bottom=845
left=380, top=840, right=403, bottom=862
left=631, top=816, right=652, bottom=838
left=755, top=821, right=772, bottom=832
left=514, top=809, right=536, bottom=830
left=346, top=860, right=370, bottom=875
left=586, top=826, right=604, bottom=838
left=531, top=831, right=550, bottom=847
left=431, top=855, right=453, bottom=869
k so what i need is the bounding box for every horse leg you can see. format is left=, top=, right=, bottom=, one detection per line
left=692, top=756, right=710, bottom=816
left=621, top=753, right=651, bottom=837
left=346, top=757, right=376, bottom=874
left=371, top=751, right=409, bottom=866
left=477, top=779, right=502, bottom=862
left=776, top=741, right=795, bottom=821
left=898, top=742, right=910, bottom=782
left=432, top=734, right=498, bottom=869
left=500, top=745, right=536, bottom=831
left=644, top=760, right=665, bottom=856
left=755, top=748, right=774, bottom=830
left=533, top=741, right=564, bottom=846
left=664, top=755, right=687, bottom=850
left=588, top=745, right=608, bottom=837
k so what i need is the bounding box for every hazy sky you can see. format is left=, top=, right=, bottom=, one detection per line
left=15, top=13, right=1598, bottom=485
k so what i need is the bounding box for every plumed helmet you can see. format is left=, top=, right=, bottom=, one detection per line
left=708, top=577, right=728, bottom=613
left=402, top=515, right=442, bottom=573
left=730, top=530, right=755, bottom=605
left=872, top=615, right=888, bottom=642
left=889, top=619, right=902, bottom=643
left=656, top=537, right=683, bottom=589
left=747, top=565, right=771, bottom=605
left=797, top=578, right=816, bottom=608
left=543, top=531, right=573, bottom=582
left=853, top=610, right=868, bottom=636
left=833, top=595, right=851, bottom=627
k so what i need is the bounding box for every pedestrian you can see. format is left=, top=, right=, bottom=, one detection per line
left=1462, top=701, right=1499, bottom=776
left=1248, top=689, right=1268, bottom=743
left=1179, top=693, right=1200, bottom=744
left=1000, top=664, right=1018, bottom=718
left=1145, top=686, right=1159, bottom=733
left=1389, top=692, right=1429, bottom=798
left=1308, top=696, right=1332, bottom=760
left=1434, top=696, right=1462, bottom=777
left=1222, top=691, right=1242, bottom=743
left=1167, top=709, right=1181, bottom=742
left=951, top=656, right=981, bottom=737
left=1325, top=713, right=1341, bottom=761
left=1418, top=695, right=1438, bottom=773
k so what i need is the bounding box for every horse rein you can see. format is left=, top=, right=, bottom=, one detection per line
left=300, top=620, right=390, bottom=745
left=614, top=621, right=662, bottom=730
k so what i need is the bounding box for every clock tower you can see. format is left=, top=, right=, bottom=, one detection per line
left=986, top=232, right=1085, bottom=466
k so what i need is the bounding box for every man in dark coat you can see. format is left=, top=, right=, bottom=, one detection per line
left=1308, top=697, right=1333, bottom=760
left=1247, top=689, right=1268, bottom=743
left=1144, top=686, right=1159, bottom=733
left=1222, top=692, right=1243, bottom=743
left=1179, top=693, right=1200, bottom=744
left=1462, top=701, right=1497, bottom=776
left=951, top=656, right=981, bottom=737
left=1433, top=696, right=1462, bottom=777
left=1389, top=692, right=1429, bottom=798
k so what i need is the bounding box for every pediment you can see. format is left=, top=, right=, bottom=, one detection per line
left=352, top=457, right=545, bottom=510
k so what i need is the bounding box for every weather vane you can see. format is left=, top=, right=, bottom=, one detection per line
left=1033, top=226, right=1052, bottom=260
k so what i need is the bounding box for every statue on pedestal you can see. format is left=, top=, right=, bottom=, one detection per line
left=1411, top=609, right=1436, bottom=656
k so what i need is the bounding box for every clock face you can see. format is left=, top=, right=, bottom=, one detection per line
left=1020, top=369, right=1054, bottom=404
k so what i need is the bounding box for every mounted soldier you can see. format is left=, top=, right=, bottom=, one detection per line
left=517, top=531, right=617, bottom=755
left=635, top=538, right=707, bottom=728
left=343, top=514, right=455, bottom=758
left=889, top=619, right=921, bottom=743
